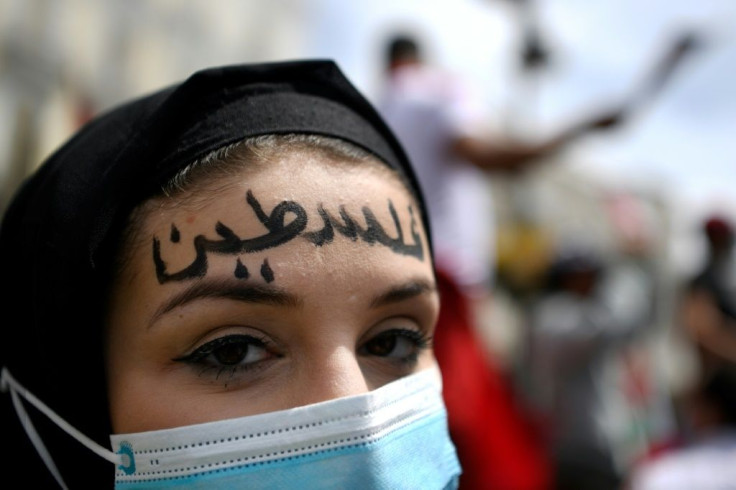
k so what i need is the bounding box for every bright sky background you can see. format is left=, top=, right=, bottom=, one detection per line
left=302, top=0, right=736, bottom=234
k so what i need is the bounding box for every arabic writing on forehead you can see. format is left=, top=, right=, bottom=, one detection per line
left=152, top=190, right=424, bottom=284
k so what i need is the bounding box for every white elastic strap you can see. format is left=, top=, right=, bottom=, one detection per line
left=1, top=368, right=122, bottom=481
left=7, top=385, right=68, bottom=489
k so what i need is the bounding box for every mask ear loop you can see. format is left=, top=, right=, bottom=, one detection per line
left=1, top=367, right=123, bottom=489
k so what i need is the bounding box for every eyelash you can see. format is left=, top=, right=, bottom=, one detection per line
left=173, top=334, right=278, bottom=380
left=173, top=327, right=433, bottom=381
left=359, top=328, right=433, bottom=366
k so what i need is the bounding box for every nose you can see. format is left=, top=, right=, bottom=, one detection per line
left=291, top=346, right=370, bottom=407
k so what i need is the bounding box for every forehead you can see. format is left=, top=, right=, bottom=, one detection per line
left=143, top=150, right=419, bottom=236
left=119, top=150, right=431, bottom=294
left=153, top=147, right=409, bottom=209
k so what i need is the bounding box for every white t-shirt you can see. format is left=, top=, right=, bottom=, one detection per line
left=628, top=431, right=736, bottom=490
left=377, top=64, right=495, bottom=291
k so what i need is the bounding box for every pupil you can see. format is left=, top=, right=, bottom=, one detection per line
left=215, top=343, right=247, bottom=365
left=370, top=335, right=396, bottom=356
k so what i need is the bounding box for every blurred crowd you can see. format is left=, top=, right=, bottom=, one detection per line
left=1, top=1, right=734, bottom=489
left=373, top=25, right=735, bottom=490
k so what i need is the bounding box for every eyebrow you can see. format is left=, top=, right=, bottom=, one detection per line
left=149, top=279, right=302, bottom=329
left=369, top=278, right=437, bottom=309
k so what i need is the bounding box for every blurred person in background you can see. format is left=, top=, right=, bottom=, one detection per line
left=627, top=361, right=736, bottom=490
left=681, top=214, right=736, bottom=372
left=527, top=243, right=655, bottom=490
left=377, top=33, right=624, bottom=306
left=626, top=214, right=736, bottom=489
left=376, top=31, right=625, bottom=490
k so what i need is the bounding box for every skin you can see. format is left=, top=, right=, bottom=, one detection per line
left=105, top=151, right=439, bottom=434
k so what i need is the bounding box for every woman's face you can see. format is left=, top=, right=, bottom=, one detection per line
left=105, top=151, right=438, bottom=433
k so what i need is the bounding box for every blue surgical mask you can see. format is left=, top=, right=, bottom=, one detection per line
left=2, top=366, right=461, bottom=489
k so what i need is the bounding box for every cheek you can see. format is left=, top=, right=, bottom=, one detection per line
left=105, top=257, right=173, bottom=430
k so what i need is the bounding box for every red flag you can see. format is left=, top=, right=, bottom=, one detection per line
left=434, top=268, right=552, bottom=490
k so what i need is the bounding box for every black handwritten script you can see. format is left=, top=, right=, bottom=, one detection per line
left=153, top=190, right=424, bottom=284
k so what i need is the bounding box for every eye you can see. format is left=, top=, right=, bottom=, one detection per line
left=359, top=328, right=431, bottom=365
left=173, top=334, right=278, bottom=378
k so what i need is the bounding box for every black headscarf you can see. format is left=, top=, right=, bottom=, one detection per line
left=0, top=60, right=430, bottom=488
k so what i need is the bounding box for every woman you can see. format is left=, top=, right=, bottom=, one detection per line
left=0, top=60, right=461, bottom=488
